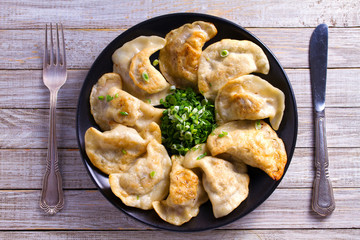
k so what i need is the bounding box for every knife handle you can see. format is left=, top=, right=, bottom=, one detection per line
left=312, top=110, right=335, bottom=216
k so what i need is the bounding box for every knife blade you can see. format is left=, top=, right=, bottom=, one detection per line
left=309, top=24, right=335, bottom=216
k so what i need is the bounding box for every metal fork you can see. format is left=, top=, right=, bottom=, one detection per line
left=40, top=23, right=66, bottom=215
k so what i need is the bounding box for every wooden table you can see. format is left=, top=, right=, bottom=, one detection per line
left=1, top=1, right=359, bottom=239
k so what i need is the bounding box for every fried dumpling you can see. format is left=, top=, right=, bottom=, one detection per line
left=129, top=46, right=170, bottom=94
left=112, top=36, right=170, bottom=105
left=215, top=75, right=285, bottom=130
left=198, top=39, right=270, bottom=100
left=207, top=120, right=287, bottom=180
left=85, top=124, right=160, bottom=175
left=90, top=73, right=164, bottom=131
left=183, top=144, right=249, bottom=218
left=159, top=21, right=217, bottom=89
left=152, top=155, right=208, bottom=226
left=109, top=140, right=172, bottom=210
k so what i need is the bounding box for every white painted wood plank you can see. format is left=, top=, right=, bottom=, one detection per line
left=0, top=69, right=359, bottom=109
left=0, top=229, right=359, bottom=240
left=1, top=28, right=360, bottom=70
left=0, top=148, right=358, bottom=189
left=0, top=108, right=359, bottom=149
left=0, top=149, right=95, bottom=189
left=1, top=0, right=359, bottom=29
left=0, top=188, right=358, bottom=230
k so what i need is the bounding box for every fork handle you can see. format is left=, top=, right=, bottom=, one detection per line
left=40, top=90, right=64, bottom=215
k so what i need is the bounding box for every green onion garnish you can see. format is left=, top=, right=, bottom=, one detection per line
left=149, top=171, right=156, bottom=178
left=196, top=152, right=207, bottom=160
left=255, top=120, right=262, bottom=130
left=119, top=111, right=129, bottom=116
left=114, top=93, right=119, bottom=98
left=152, top=59, right=159, bottom=66
left=98, top=95, right=105, bottom=100
left=106, top=94, right=114, bottom=102
left=218, top=131, right=228, bottom=138
left=220, top=49, right=229, bottom=57
left=136, top=195, right=140, bottom=200
left=122, top=149, right=127, bottom=154
left=142, top=72, right=149, bottom=82
left=160, top=88, right=216, bottom=155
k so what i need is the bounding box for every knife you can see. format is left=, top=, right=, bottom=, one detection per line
left=309, top=23, right=335, bottom=216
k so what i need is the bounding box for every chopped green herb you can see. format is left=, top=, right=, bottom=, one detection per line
left=122, top=149, right=127, bottom=154
left=218, top=131, right=228, bottom=138
left=149, top=171, right=156, bottom=178
left=114, top=93, right=119, bottom=98
left=106, top=94, right=114, bottom=102
left=196, top=152, right=207, bottom=160
left=142, top=72, right=149, bottom=82
left=152, top=59, right=159, bottom=66
left=160, top=88, right=217, bottom=155
left=98, top=95, right=105, bottom=100
left=146, top=99, right=151, bottom=104
left=220, top=49, right=229, bottom=57
left=255, top=120, right=262, bottom=130
left=136, top=195, right=140, bottom=200
left=119, top=111, right=129, bottom=116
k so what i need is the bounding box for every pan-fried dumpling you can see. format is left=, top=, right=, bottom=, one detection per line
left=159, top=21, right=217, bottom=89
left=183, top=144, right=249, bottom=218
left=112, top=36, right=170, bottom=105
left=152, top=155, right=208, bottom=226
left=85, top=123, right=160, bottom=174
left=215, top=75, right=285, bottom=130
left=129, top=46, right=170, bottom=94
left=207, top=120, right=287, bottom=180
left=90, top=73, right=164, bottom=131
left=109, top=140, right=172, bottom=210
left=198, top=39, right=270, bottom=100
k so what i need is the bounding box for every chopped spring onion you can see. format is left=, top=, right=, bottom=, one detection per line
left=122, top=149, right=127, bottom=154
left=255, top=120, right=262, bottom=130
left=149, top=171, right=156, bottom=178
left=142, top=72, right=149, bottom=82
left=218, top=131, right=228, bottom=138
left=114, top=93, right=119, bottom=98
left=152, top=59, right=159, bottom=66
left=196, top=152, right=207, bottom=160
left=160, top=88, right=216, bottom=155
left=119, top=111, right=129, bottom=116
left=136, top=195, right=140, bottom=200
left=220, top=49, right=229, bottom=57
left=106, top=94, right=114, bottom=102
left=98, top=95, right=105, bottom=100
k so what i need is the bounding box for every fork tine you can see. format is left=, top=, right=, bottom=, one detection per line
left=44, top=24, right=48, bottom=67
left=55, top=23, right=60, bottom=65
left=60, top=24, right=66, bottom=67
left=50, top=23, right=54, bottom=65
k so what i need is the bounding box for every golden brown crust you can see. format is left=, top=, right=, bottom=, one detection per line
left=207, top=120, right=287, bottom=180
left=159, top=21, right=217, bottom=89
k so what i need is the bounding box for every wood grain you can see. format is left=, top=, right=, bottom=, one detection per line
left=0, top=188, right=358, bottom=230
left=1, top=0, right=359, bottom=29
left=0, top=148, right=358, bottom=190
left=1, top=28, right=360, bottom=70
left=1, top=229, right=359, bottom=240
left=1, top=69, right=359, bottom=109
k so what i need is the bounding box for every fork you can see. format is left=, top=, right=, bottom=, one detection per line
left=40, top=23, right=67, bottom=215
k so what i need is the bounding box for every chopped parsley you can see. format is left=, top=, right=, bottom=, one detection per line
left=160, top=88, right=216, bottom=155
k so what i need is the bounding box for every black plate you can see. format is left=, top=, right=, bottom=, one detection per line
left=76, top=13, right=298, bottom=232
